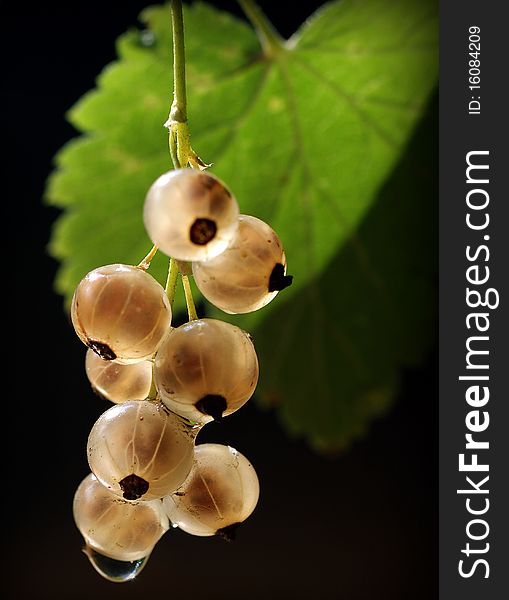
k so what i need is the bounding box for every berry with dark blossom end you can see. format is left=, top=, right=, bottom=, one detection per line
left=163, top=443, right=259, bottom=537
left=153, top=318, right=259, bottom=424
left=143, top=168, right=239, bottom=262
left=73, top=472, right=169, bottom=561
left=87, top=400, right=196, bottom=501
left=71, top=264, right=172, bottom=364
left=192, top=214, right=292, bottom=314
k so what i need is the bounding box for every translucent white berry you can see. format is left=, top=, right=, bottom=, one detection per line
left=143, top=169, right=239, bottom=261
left=87, top=400, right=196, bottom=501
left=71, top=264, right=172, bottom=364
left=192, top=214, right=293, bottom=314
left=73, top=473, right=169, bottom=562
left=163, top=443, right=259, bottom=539
left=153, top=318, right=259, bottom=423
left=85, top=349, right=152, bottom=403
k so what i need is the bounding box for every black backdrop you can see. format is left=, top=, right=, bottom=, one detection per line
left=4, top=1, right=437, bottom=599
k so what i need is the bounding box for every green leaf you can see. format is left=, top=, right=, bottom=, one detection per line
left=46, top=0, right=438, bottom=450
left=249, top=98, right=437, bottom=452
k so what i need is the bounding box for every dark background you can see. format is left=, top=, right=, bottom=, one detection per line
left=4, top=1, right=437, bottom=599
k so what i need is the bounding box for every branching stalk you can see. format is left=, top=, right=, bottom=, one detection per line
left=137, top=244, right=158, bottom=270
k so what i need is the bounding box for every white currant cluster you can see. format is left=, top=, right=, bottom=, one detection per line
left=70, top=168, right=291, bottom=582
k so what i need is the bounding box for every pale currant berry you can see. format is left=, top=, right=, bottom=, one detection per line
left=87, top=400, right=196, bottom=502
left=71, top=264, right=172, bottom=364
left=163, top=443, right=259, bottom=539
left=73, top=473, right=169, bottom=561
left=153, top=318, right=259, bottom=424
left=192, top=214, right=293, bottom=314
left=85, top=349, right=152, bottom=403
left=143, top=168, right=239, bottom=262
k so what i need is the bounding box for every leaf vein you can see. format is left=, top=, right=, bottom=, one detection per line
left=291, top=53, right=399, bottom=148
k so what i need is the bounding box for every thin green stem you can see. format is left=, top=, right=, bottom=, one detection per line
left=167, top=0, right=191, bottom=169
left=168, top=126, right=181, bottom=169
left=237, top=0, right=285, bottom=57
left=170, top=0, right=187, bottom=123
left=182, top=274, right=198, bottom=321
left=165, top=257, right=180, bottom=307
left=137, top=244, right=158, bottom=270
left=165, top=1, right=201, bottom=324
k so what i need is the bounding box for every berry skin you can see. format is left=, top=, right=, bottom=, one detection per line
left=143, top=169, right=239, bottom=262
left=153, top=318, right=259, bottom=423
left=163, top=443, right=259, bottom=538
left=73, top=473, right=169, bottom=562
left=87, top=400, right=196, bottom=502
left=71, top=264, right=172, bottom=364
left=85, top=349, right=152, bottom=403
left=192, top=214, right=293, bottom=314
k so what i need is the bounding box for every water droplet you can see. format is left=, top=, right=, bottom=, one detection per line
left=83, top=545, right=149, bottom=583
